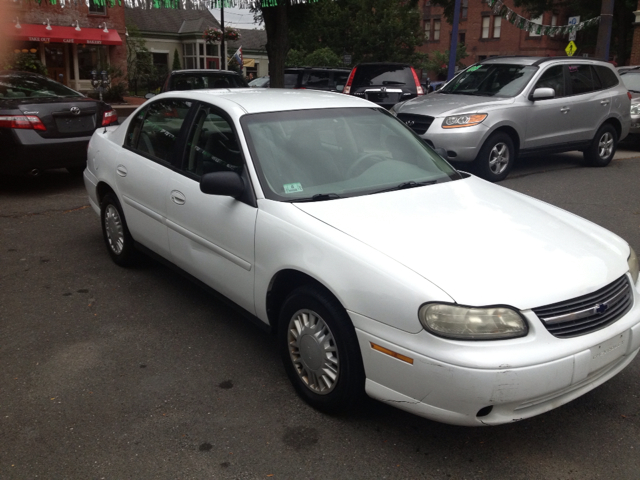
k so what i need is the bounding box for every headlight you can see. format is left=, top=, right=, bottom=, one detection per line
left=419, top=303, right=527, bottom=340
left=629, top=247, right=639, bottom=285
left=442, top=113, right=488, bottom=129
left=631, top=103, right=640, bottom=116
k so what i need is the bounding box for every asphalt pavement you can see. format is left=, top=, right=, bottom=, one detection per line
left=1, top=145, right=640, bottom=479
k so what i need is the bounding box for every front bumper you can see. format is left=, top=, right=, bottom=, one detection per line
left=351, top=277, right=640, bottom=426
left=419, top=121, right=489, bottom=163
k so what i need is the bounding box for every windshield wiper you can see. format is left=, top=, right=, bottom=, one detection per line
left=372, top=180, right=437, bottom=194
left=295, top=193, right=342, bottom=202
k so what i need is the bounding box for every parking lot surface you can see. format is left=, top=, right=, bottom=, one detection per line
left=1, top=147, right=640, bottom=479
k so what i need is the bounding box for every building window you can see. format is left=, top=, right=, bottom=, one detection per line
left=183, top=43, right=197, bottom=69
left=424, top=20, right=431, bottom=41
left=433, top=19, right=441, bottom=41
left=551, top=14, right=558, bottom=26
left=88, top=0, right=106, bottom=15
left=530, top=15, right=543, bottom=37
left=481, top=16, right=490, bottom=38
left=459, top=32, right=465, bottom=45
left=461, top=0, right=468, bottom=19
left=493, top=15, right=502, bottom=38
left=77, top=45, right=109, bottom=80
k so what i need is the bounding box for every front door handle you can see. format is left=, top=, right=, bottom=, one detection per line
left=560, top=107, right=570, bottom=114
left=116, top=165, right=127, bottom=177
left=170, top=190, right=186, bottom=205
left=600, top=100, right=610, bottom=106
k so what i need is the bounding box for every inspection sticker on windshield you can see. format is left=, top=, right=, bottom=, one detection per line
left=284, top=183, right=303, bottom=194
left=467, top=65, right=482, bottom=72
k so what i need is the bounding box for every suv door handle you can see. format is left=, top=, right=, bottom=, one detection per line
left=170, top=190, right=186, bottom=205
left=560, top=107, right=570, bottom=113
left=600, top=100, right=610, bottom=106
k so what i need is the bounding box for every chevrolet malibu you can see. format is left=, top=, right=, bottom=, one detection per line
left=84, top=89, right=640, bottom=426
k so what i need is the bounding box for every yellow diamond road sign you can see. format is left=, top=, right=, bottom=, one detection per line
left=566, top=41, right=577, bottom=56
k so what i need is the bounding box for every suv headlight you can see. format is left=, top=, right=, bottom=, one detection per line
left=419, top=303, right=528, bottom=340
left=442, top=113, right=488, bottom=129
left=631, top=103, right=640, bottom=116
left=629, top=247, right=639, bottom=285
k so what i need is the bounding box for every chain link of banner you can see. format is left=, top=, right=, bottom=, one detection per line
left=487, top=0, right=600, bottom=37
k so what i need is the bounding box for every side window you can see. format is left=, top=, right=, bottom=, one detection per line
left=133, top=99, right=192, bottom=163
left=568, top=64, right=595, bottom=95
left=182, top=106, right=243, bottom=178
left=594, top=65, right=620, bottom=89
left=304, top=71, right=332, bottom=89
left=534, top=65, right=565, bottom=97
left=125, top=107, right=147, bottom=149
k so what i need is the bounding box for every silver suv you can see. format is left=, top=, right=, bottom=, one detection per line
left=391, top=57, right=631, bottom=181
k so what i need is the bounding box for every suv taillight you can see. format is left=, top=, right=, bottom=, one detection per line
left=0, top=115, right=47, bottom=131
left=411, top=67, right=425, bottom=96
left=101, top=109, right=118, bottom=126
left=343, top=67, right=357, bottom=94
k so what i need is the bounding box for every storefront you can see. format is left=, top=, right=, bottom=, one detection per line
left=7, top=22, right=123, bottom=92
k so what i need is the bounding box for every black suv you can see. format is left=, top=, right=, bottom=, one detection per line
left=343, top=63, right=426, bottom=109
left=146, top=69, right=248, bottom=98
left=284, top=67, right=351, bottom=92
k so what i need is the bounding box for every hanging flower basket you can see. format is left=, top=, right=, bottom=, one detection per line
left=203, top=27, right=241, bottom=43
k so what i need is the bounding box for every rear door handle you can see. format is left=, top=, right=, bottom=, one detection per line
left=560, top=107, right=570, bottom=114
left=116, top=165, right=127, bottom=177
left=170, top=190, right=186, bottom=205
left=600, top=100, right=610, bottom=106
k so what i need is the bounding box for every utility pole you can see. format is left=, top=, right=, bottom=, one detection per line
left=221, top=3, right=227, bottom=70
left=595, top=0, right=614, bottom=61
left=447, top=0, right=461, bottom=81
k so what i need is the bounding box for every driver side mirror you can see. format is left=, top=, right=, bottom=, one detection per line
left=200, top=171, right=245, bottom=199
left=530, top=87, right=555, bottom=101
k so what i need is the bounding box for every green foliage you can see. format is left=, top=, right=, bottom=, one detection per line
left=425, top=43, right=469, bottom=80
left=288, top=0, right=427, bottom=68
left=4, top=52, right=47, bottom=75
left=172, top=48, right=182, bottom=70
left=286, top=47, right=343, bottom=67
left=126, top=23, right=154, bottom=86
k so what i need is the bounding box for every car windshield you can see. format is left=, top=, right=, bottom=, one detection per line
left=621, top=72, right=640, bottom=92
left=242, top=107, right=460, bottom=201
left=171, top=73, right=247, bottom=90
left=0, top=73, right=84, bottom=99
left=440, top=64, right=538, bottom=97
left=352, top=65, right=413, bottom=88
left=249, top=76, right=270, bottom=87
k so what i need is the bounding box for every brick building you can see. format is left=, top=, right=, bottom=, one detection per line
left=630, top=1, right=640, bottom=65
left=3, top=0, right=126, bottom=92
left=419, top=0, right=570, bottom=79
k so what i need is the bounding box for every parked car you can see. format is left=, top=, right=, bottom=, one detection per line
left=342, top=62, right=426, bottom=109
left=392, top=57, right=631, bottom=182
left=248, top=68, right=351, bottom=92
left=0, top=70, right=118, bottom=176
left=84, top=89, right=640, bottom=427
left=619, top=69, right=640, bottom=136
left=145, top=69, right=249, bottom=99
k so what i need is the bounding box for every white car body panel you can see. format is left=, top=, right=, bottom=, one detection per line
left=84, top=89, right=640, bottom=427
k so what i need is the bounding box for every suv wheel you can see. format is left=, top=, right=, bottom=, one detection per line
left=584, top=124, right=617, bottom=167
left=473, top=132, right=515, bottom=182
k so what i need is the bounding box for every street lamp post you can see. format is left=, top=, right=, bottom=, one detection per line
left=447, top=0, right=462, bottom=81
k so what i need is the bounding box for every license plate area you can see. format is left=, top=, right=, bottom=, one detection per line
left=589, top=331, right=629, bottom=373
left=55, top=115, right=95, bottom=134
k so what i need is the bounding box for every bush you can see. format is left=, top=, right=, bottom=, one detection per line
left=4, top=52, right=47, bottom=75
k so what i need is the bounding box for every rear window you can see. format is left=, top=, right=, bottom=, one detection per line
left=595, top=65, right=620, bottom=89
left=170, top=73, right=247, bottom=90
left=351, top=65, right=413, bottom=88
left=620, top=71, right=640, bottom=92
left=284, top=72, right=299, bottom=88
left=0, top=73, right=83, bottom=99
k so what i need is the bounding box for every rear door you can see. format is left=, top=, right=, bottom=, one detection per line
left=564, top=64, right=612, bottom=141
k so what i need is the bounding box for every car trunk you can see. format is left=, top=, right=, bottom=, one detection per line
left=17, top=98, right=101, bottom=138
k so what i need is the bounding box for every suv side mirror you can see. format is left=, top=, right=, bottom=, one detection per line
left=200, top=171, right=245, bottom=199
left=530, top=87, right=555, bottom=101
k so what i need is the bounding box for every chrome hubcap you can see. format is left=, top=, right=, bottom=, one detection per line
left=489, top=142, right=509, bottom=174
left=598, top=132, right=614, bottom=159
left=287, top=309, right=339, bottom=394
left=104, top=204, right=124, bottom=255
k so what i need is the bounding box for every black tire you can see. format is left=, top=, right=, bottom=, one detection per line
left=473, top=132, right=515, bottom=182
left=278, top=285, right=365, bottom=414
left=100, top=192, right=137, bottom=267
left=584, top=124, right=617, bottom=167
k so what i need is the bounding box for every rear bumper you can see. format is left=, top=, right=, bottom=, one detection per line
left=0, top=129, right=90, bottom=174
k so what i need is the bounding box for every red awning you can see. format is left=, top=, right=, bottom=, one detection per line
left=7, top=23, right=122, bottom=46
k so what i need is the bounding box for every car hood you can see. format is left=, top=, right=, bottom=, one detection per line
left=396, top=92, right=514, bottom=117
left=293, top=176, right=629, bottom=310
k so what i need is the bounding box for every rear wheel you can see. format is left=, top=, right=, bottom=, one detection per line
left=584, top=124, right=617, bottom=167
left=100, top=193, right=137, bottom=267
left=278, top=285, right=365, bottom=413
left=473, top=132, right=515, bottom=182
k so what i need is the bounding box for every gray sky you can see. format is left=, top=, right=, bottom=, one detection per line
left=210, top=7, right=263, bottom=30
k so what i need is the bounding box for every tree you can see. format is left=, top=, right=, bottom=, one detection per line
left=286, top=47, right=343, bottom=67
left=172, top=48, right=182, bottom=70
left=424, top=43, right=468, bottom=80
left=126, top=23, right=154, bottom=90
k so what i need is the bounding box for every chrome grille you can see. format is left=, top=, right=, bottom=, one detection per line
left=533, top=275, right=632, bottom=338
left=396, top=113, right=435, bottom=135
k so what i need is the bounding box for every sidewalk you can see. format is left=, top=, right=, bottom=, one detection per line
left=113, top=96, right=147, bottom=120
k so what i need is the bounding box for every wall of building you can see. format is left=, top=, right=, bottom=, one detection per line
left=630, top=1, right=640, bottom=66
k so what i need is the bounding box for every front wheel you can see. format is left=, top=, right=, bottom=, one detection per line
left=473, top=132, right=515, bottom=182
left=584, top=124, right=617, bottom=167
left=100, top=193, right=137, bottom=267
left=278, top=285, right=365, bottom=414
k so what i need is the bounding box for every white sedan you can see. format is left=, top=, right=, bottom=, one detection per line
left=84, top=89, right=640, bottom=426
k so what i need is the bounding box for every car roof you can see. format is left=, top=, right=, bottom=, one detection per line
left=170, top=69, right=242, bottom=76
left=478, top=56, right=614, bottom=67
left=157, top=88, right=375, bottom=115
